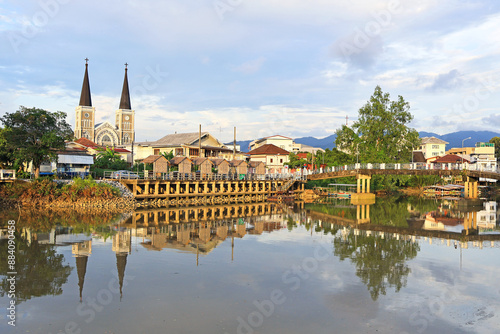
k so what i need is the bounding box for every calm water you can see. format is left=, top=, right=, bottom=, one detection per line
left=1, top=196, right=500, bottom=334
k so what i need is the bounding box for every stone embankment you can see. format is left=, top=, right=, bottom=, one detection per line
left=1, top=179, right=137, bottom=212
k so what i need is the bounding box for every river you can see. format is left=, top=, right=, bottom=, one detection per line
left=1, top=196, right=499, bottom=334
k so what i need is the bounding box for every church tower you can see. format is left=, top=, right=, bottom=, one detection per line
left=115, top=63, right=135, bottom=145
left=74, top=58, right=96, bottom=141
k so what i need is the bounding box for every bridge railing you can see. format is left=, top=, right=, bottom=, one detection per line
left=306, top=162, right=500, bottom=175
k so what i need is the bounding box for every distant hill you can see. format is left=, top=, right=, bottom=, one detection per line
left=418, top=131, right=500, bottom=149
left=294, top=134, right=336, bottom=150
left=232, top=130, right=500, bottom=154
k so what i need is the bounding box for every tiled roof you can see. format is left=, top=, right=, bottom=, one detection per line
left=75, top=137, right=98, bottom=147
left=433, top=154, right=469, bottom=163
left=248, top=144, right=289, bottom=155
left=153, top=132, right=209, bottom=146
left=421, top=137, right=448, bottom=145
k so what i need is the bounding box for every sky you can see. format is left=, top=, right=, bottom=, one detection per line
left=1, top=0, right=500, bottom=143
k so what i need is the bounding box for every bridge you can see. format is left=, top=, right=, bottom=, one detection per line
left=306, top=163, right=500, bottom=199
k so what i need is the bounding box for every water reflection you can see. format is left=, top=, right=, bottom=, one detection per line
left=0, top=232, right=72, bottom=304
left=1, top=198, right=499, bottom=310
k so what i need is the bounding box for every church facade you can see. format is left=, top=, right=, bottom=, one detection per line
left=74, top=60, right=135, bottom=147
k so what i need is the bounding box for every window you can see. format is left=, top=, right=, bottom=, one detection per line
left=270, top=158, right=273, bottom=163
left=432, top=145, right=439, bottom=149
left=280, top=159, right=283, bottom=163
left=154, top=149, right=160, bottom=155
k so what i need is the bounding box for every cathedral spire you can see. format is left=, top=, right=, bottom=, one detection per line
left=119, top=63, right=131, bottom=110
left=79, top=58, right=92, bottom=107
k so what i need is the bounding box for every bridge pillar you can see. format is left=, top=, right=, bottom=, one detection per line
left=464, top=177, right=479, bottom=199
left=356, top=174, right=371, bottom=193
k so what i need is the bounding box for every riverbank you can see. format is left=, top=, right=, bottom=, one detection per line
left=0, top=178, right=137, bottom=212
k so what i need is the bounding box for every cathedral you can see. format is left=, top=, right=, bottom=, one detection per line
left=74, top=59, right=135, bottom=146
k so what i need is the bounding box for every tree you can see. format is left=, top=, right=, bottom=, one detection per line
left=93, top=147, right=128, bottom=170
left=161, top=151, right=174, bottom=161
left=0, top=106, right=73, bottom=178
left=0, top=127, right=14, bottom=168
left=335, top=86, right=420, bottom=163
left=489, top=136, right=500, bottom=159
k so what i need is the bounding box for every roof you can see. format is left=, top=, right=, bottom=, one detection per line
left=152, top=132, right=210, bottom=147
left=210, top=158, right=229, bottom=166
left=142, top=155, right=169, bottom=164
left=248, top=161, right=264, bottom=167
left=79, top=62, right=92, bottom=107
left=192, top=157, right=214, bottom=166
left=75, top=137, right=98, bottom=147
left=248, top=144, right=289, bottom=155
left=230, top=160, right=248, bottom=167
left=56, top=148, right=92, bottom=156
left=433, top=154, right=469, bottom=163
left=170, top=157, right=192, bottom=165
left=112, top=148, right=131, bottom=153
left=421, top=136, right=448, bottom=145
left=296, top=153, right=308, bottom=159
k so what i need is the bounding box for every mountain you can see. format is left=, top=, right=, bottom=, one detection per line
left=419, top=131, right=500, bottom=149
left=293, top=134, right=337, bottom=150
left=232, top=130, right=500, bottom=153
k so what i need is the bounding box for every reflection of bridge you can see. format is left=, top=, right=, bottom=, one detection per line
left=307, top=163, right=500, bottom=199
left=120, top=178, right=306, bottom=201
left=120, top=202, right=294, bottom=227
left=307, top=201, right=500, bottom=243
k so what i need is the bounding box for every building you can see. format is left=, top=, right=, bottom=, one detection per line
left=74, top=60, right=135, bottom=147
left=74, top=138, right=132, bottom=164
left=230, top=160, right=248, bottom=175
left=192, top=157, right=214, bottom=174
left=142, top=155, right=170, bottom=175
left=169, top=157, right=192, bottom=174
left=416, top=137, right=448, bottom=159
left=134, top=132, right=240, bottom=162
left=447, top=142, right=496, bottom=169
left=248, top=161, right=265, bottom=175
left=210, top=158, right=231, bottom=175
left=249, top=135, right=294, bottom=152
left=249, top=134, right=324, bottom=154
left=247, top=144, right=290, bottom=173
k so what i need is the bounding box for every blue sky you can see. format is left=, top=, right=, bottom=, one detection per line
left=1, top=0, right=500, bottom=143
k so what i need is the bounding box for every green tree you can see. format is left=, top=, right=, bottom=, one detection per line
left=0, top=127, right=14, bottom=168
left=161, top=151, right=174, bottom=161
left=93, top=147, right=128, bottom=170
left=0, top=106, right=73, bottom=178
left=489, top=136, right=500, bottom=159
left=284, top=153, right=307, bottom=168
left=335, top=86, right=420, bottom=163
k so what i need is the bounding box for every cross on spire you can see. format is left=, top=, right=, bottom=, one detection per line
left=125, top=62, right=128, bottom=69
left=85, top=58, right=89, bottom=64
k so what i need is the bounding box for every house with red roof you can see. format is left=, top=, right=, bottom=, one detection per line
left=247, top=144, right=290, bottom=173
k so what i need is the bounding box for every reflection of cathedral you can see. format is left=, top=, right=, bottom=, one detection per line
left=74, top=59, right=135, bottom=146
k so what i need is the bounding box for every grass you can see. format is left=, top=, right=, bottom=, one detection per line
left=0, top=176, right=120, bottom=202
